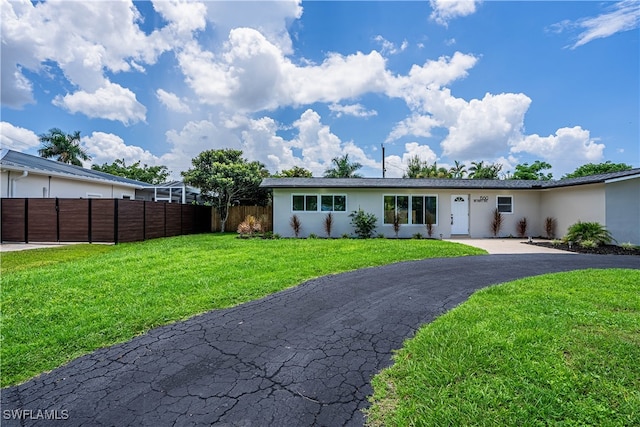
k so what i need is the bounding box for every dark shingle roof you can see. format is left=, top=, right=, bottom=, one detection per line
left=261, top=168, right=640, bottom=190
left=1, top=149, right=152, bottom=188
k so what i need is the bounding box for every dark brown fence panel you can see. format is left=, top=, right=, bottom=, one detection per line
left=91, top=199, right=116, bottom=242
left=117, top=200, right=144, bottom=243
left=1, top=199, right=26, bottom=242
left=27, top=199, right=57, bottom=242
left=58, top=199, right=89, bottom=242
left=211, top=205, right=272, bottom=232
left=195, top=205, right=212, bottom=233
left=145, top=202, right=165, bottom=240
left=181, top=205, right=194, bottom=235
left=165, top=203, right=182, bottom=237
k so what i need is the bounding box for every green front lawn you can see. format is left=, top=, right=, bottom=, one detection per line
left=1, top=234, right=485, bottom=387
left=367, top=269, right=640, bottom=426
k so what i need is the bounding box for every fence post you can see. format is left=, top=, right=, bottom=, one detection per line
left=114, top=199, right=119, bottom=244
left=24, top=198, right=29, bottom=243
left=55, top=197, right=60, bottom=242
left=88, top=199, right=93, bottom=243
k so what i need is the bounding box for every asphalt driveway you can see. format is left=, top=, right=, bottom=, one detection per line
left=2, top=254, right=639, bottom=426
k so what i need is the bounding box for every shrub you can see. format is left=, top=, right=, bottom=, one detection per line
left=551, top=239, right=563, bottom=246
left=289, top=214, right=302, bottom=238
left=341, top=233, right=351, bottom=239
left=412, top=233, right=423, bottom=239
left=262, top=231, right=274, bottom=239
left=349, top=209, right=378, bottom=239
left=376, top=233, right=385, bottom=239
left=565, top=221, right=614, bottom=247
left=237, top=215, right=262, bottom=238
left=545, top=217, right=557, bottom=239
left=324, top=213, right=334, bottom=238
left=579, top=239, right=598, bottom=249
left=516, top=217, right=528, bottom=238
left=308, top=233, right=318, bottom=239
left=621, top=242, right=638, bottom=250
left=425, top=211, right=434, bottom=238
left=490, top=208, right=503, bottom=237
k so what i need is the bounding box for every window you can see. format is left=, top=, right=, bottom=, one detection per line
left=321, top=195, right=346, bottom=212
left=497, top=196, right=513, bottom=214
left=293, top=194, right=346, bottom=212
left=385, top=195, right=437, bottom=224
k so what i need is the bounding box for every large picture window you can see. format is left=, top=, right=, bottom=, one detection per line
left=293, top=194, right=346, bottom=212
left=385, top=195, right=437, bottom=225
left=497, top=196, right=513, bottom=214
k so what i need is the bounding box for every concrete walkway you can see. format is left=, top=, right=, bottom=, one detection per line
left=2, top=254, right=638, bottom=426
left=445, top=238, right=572, bottom=254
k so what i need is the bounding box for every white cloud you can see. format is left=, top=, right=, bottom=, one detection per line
left=204, top=0, right=302, bottom=55
left=374, top=35, right=408, bottom=55
left=83, top=131, right=162, bottom=169
left=156, top=89, right=192, bottom=113
left=53, top=82, right=147, bottom=125
left=510, top=126, right=605, bottom=175
left=430, top=0, right=482, bottom=26
left=554, top=0, right=640, bottom=49
left=440, top=92, right=531, bottom=160
left=386, top=114, right=441, bottom=142
left=178, top=28, right=389, bottom=112
left=0, top=121, right=40, bottom=151
left=329, top=103, right=378, bottom=118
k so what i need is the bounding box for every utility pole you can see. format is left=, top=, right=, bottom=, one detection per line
left=381, top=143, right=386, bottom=178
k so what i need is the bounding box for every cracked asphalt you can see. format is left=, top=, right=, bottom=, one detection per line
left=2, top=254, right=639, bottom=426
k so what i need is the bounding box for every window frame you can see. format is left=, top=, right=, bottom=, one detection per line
left=292, top=194, right=347, bottom=213
left=383, top=194, right=438, bottom=226
left=496, top=195, right=514, bottom=214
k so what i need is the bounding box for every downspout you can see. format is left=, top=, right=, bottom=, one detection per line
left=10, top=171, right=28, bottom=197
left=182, top=183, right=186, bottom=204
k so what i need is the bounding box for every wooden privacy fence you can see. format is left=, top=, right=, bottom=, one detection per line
left=1, top=198, right=212, bottom=243
left=211, top=205, right=272, bottom=232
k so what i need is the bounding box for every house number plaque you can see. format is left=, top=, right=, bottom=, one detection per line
left=473, top=196, right=489, bottom=203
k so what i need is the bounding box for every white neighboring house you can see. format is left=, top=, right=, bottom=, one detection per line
left=261, top=169, right=640, bottom=245
left=0, top=150, right=200, bottom=203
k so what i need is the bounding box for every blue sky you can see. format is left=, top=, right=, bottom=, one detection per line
left=1, top=0, right=638, bottom=179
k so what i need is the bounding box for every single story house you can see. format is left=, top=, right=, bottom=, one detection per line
left=0, top=149, right=199, bottom=203
left=261, top=168, right=640, bottom=245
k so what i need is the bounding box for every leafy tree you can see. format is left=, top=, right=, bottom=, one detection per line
left=91, top=159, right=170, bottom=184
left=468, top=161, right=502, bottom=179
left=38, top=128, right=91, bottom=166
left=181, top=149, right=267, bottom=232
left=273, top=166, right=313, bottom=177
left=404, top=156, right=451, bottom=178
left=511, top=161, right=553, bottom=180
left=563, top=161, right=632, bottom=178
left=449, top=160, right=467, bottom=179
left=324, top=154, right=363, bottom=178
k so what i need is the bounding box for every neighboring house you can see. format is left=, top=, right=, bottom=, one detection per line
left=0, top=150, right=199, bottom=203
left=261, top=169, right=640, bottom=245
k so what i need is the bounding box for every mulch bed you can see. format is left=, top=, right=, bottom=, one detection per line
left=529, top=242, right=640, bottom=256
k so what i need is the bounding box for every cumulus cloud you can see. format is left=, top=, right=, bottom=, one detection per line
left=384, top=142, right=439, bottom=178
left=178, top=28, right=389, bottom=112
left=0, top=121, right=40, bottom=151
left=53, top=82, right=147, bottom=126
left=156, top=89, right=192, bottom=113
left=329, top=103, right=378, bottom=118
left=374, top=35, right=408, bottom=55
left=510, top=126, right=605, bottom=174
left=551, top=0, right=640, bottom=49
left=430, top=0, right=482, bottom=26
left=83, top=131, right=162, bottom=169
left=386, top=114, right=441, bottom=142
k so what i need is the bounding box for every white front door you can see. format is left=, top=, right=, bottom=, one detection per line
left=451, top=195, right=469, bottom=235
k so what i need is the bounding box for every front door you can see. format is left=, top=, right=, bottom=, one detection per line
left=451, top=195, right=469, bottom=235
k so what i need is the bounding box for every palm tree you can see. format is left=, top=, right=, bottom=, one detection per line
left=323, top=154, right=363, bottom=178
left=468, top=161, right=502, bottom=179
left=38, top=128, right=91, bottom=166
left=449, top=160, right=467, bottom=179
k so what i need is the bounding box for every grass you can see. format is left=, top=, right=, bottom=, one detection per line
left=0, top=233, right=485, bottom=387
left=366, top=269, right=640, bottom=426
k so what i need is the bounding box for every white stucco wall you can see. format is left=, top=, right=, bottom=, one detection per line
left=272, top=188, right=543, bottom=238
left=1, top=170, right=136, bottom=199
left=540, top=183, right=605, bottom=239
left=605, top=177, right=640, bottom=245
